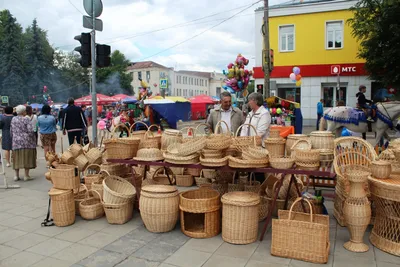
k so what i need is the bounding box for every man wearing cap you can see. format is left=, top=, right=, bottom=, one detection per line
left=356, top=85, right=375, bottom=122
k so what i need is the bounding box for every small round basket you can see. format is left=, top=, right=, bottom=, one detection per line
left=371, top=160, right=392, bottom=179
left=195, top=170, right=211, bottom=186
left=294, top=149, right=320, bottom=163
left=228, top=156, right=269, bottom=169
left=79, top=190, right=105, bottom=220
left=103, top=175, right=136, bottom=204
left=176, top=174, right=194, bottom=187
left=269, top=157, right=295, bottom=169
left=103, top=199, right=134, bottom=225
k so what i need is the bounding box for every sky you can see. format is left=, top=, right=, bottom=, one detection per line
left=1, top=0, right=288, bottom=72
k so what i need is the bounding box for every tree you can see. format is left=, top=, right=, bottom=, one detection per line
left=96, top=50, right=133, bottom=95
left=23, top=18, right=55, bottom=100
left=348, top=0, right=400, bottom=86
left=0, top=10, right=25, bottom=106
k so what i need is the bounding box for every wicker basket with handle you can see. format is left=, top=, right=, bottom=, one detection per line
left=286, top=134, right=309, bottom=156
left=205, top=121, right=232, bottom=150
left=79, top=190, right=105, bottom=220
left=85, top=147, right=103, bottom=165
left=244, top=172, right=261, bottom=193
left=138, top=131, right=160, bottom=149
left=104, top=124, right=141, bottom=159
left=232, top=124, right=261, bottom=151
left=73, top=184, right=89, bottom=215
left=50, top=164, right=80, bottom=190
left=228, top=173, right=244, bottom=192
left=129, top=121, right=149, bottom=140
left=91, top=170, right=110, bottom=198
left=84, top=164, right=101, bottom=190
left=271, top=197, right=330, bottom=264
left=73, top=154, right=89, bottom=172
left=195, top=170, right=211, bottom=186
left=69, top=138, right=83, bottom=158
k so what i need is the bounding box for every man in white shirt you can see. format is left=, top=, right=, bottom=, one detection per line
left=207, top=91, right=244, bottom=134
left=241, top=92, right=271, bottom=146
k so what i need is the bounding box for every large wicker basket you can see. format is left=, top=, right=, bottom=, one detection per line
left=49, top=188, right=75, bottom=227
left=104, top=124, right=140, bottom=159
left=103, top=199, right=134, bottom=224
left=102, top=175, right=136, bottom=204
left=310, top=131, right=334, bottom=150
left=180, top=188, right=221, bottom=238
left=50, top=164, right=80, bottom=190
left=139, top=185, right=179, bottom=233
left=286, top=134, right=309, bottom=156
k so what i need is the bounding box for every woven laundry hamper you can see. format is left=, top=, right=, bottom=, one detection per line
left=221, top=191, right=260, bottom=244
left=139, top=185, right=179, bottom=233
left=49, top=188, right=75, bottom=227
left=50, top=164, right=80, bottom=190
left=310, top=131, right=334, bottom=150
left=180, top=188, right=221, bottom=238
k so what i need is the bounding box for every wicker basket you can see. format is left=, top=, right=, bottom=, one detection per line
left=295, top=149, right=320, bottom=163
left=73, top=154, right=89, bottom=172
left=259, top=195, right=269, bottom=221
left=139, top=185, right=179, bottom=233
left=371, top=160, right=392, bottom=179
left=221, top=192, right=260, bottom=244
left=61, top=150, right=75, bottom=165
left=104, top=124, right=141, bottom=159
left=200, top=156, right=228, bottom=167
left=150, top=167, right=176, bottom=185
left=201, top=150, right=224, bottom=159
left=211, top=182, right=228, bottom=196
left=91, top=170, right=110, bottom=198
left=103, top=199, right=134, bottom=224
left=202, top=169, right=217, bottom=179
left=147, top=124, right=162, bottom=148
left=290, top=139, right=312, bottom=158
left=48, top=188, right=75, bottom=226
left=269, top=129, right=281, bottom=138
left=45, top=171, right=52, bottom=182
left=85, top=148, right=103, bottom=165
left=69, top=140, right=83, bottom=158
left=139, top=131, right=161, bottom=149
left=228, top=174, right=244, bottom=193
left=310, top=131, right=334, bottom=150
left=50, top=164, right=80, bottom=190
left=186, top=168, right=201, bottom=177
left=83, top=141, right=95, bottom=153
left=161, top=129, right=182, bottom=151
left=206, top=121, right=232, bottom=150
left=176, top=174, right=194, bottom=187
left=195, top=170, right=211, bottom=186
left=269, top=157, right=295, bottom=169
left=163, top=152, right=199, bottom=165
left=100, top=163, right=127, bottom=176
left=74, top=184, right=89, bottom=215
left=180, top=188, right=221, bottom=238
left=228, top=156, right=269, bottom=168
left=286, top=134, right=309, bottom=156
left=265, top=138, right=286, bottom=157
left=167, top=137, right=206, bottom=157
left=242, top=147, right=269, bottom=160
left=244, top=173, right=261, bottom=193
left=232, top=124, right=261, bottom=151
left=79, top=190, right=105, bottom=220
left=170, top=167, right=184, bottom=175
left=129, top=121, right=149, bottom=140
left=103, top=175, right=136, bottom=204
left=296, top=161, right=320, bottom=171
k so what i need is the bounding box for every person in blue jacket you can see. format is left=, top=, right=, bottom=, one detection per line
left=317, top=99, right=324, bottom=130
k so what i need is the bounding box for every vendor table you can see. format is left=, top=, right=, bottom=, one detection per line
left=107, top=159, right=335, bottom=241
left=270, top=125, right=295, bottom=138
left=368, top=175, right=400, bottom=256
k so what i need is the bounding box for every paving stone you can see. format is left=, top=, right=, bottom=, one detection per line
left=52, top=243, right=98, bottom=264
left=103, top=235, right=147, bottom=255
left=22, top=208, right=47, bottom=218
left=158, top=264, right=178, bottom=267
left=155, top=228, right=190, bottom=247
left=0, top=245, right=19, bottom=261
left=290, top=257, right=333, bottom=267
left=11, top=217, right=43, bottom=232
left=5, top=233, right=49, bottom=250
left=115, top=256, right=160, bottom=267
left=26, top=238, right=73, bottom=256
left=133, top=240, right=180, bottom=262
left=215, top=241, right=259, bottom=259
left=55, top=227, right=96, bottom=242
left=79, top=218, right=110, bottom=231
left=203, top=254, right=248, bottom=267
left=0, top=212, right=15, bottom=222
left=78, top=231, right=120, bottom=249
left=333, top=257, right=376, bottom=267
left=246, top=260, right=290, bottom=267
left=6, top=205, right=36, bottom=215
left=100, top=222, right=140, bottom=237
left=0, top=215, right=32, bottom=227
left=376, top=262, right=400, bottom=267
left=30, top=257, right=72, bottom=267
left=125, top=226, right=159, bottom=242
left=0, top=251, right=44, bottom=267
left=374, top=247, right=400, bottom=264
left=0, top=203, right=20, bottom=212
left=165, top=247, right=212, bottom=267
left=78, top=249, right=126, bottom=267
left=250, top=241, right=290, bottom=265
left=0, top=225, right=7, bottom=232
left=33, top=223, right=72, bottom=237
left=0, top=228, right=27, bottom=244
left=182, top=235, right=224, bottom=253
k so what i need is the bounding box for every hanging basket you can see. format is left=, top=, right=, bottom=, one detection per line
left=104, top=124, right=140, bottom=159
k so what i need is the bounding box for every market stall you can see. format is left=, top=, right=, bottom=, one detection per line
left=188, top=94, right=216, bottom=120
left=266, top=96, right=303, bottom=134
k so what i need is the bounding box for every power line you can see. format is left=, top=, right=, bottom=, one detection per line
left=139, top=0, right=263, bottom=61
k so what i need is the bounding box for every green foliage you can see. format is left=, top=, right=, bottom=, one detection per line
left=96, top=50, right=133, bottom=95
left=348, top=0, right=400, bottom=86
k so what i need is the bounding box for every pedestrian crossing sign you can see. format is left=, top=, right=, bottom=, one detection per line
left=160, top=79, right=168, bottom=89
left=1, top=96, right=8, bottom=104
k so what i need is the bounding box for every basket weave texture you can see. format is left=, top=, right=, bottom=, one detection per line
left=103, top=199, right=134, bottom=225
left=104, top=124, right=140, bottom=159
left=50, top=164, right=80, bottom=190
left=49, top=188, right=75, bottom=226
left=139, top=185, right=179, bottom=233
left=102, top=175, right=136, bottom=204
left=269, top=157, right=295, bottom=170
left=79, top=190, right=105, bottom=220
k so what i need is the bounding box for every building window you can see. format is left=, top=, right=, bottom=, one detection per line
left=138, top=71, right=142, bottom=80
left=326, top=21, right=343, bottom=49
left=277, top=88, right=301, bottom=103
left=279, top=25, right=295, bottom=52
left=216, top=87, right=221, bottom=96
left=322, top=85, right=347, bottom=107
left=146, top=71, right=150, bottom=81
left=205, top=80, right=208, bottom=87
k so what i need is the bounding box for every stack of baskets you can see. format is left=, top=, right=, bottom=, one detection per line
left=295, top=149, right=321, bottom=171
left=265, top=129, right=286, bottom=157
left=228, top=135, right=269, bottom=169
left=102, top=175, right=136, bottom=224
left=104, top=124, right=141, bottom=159
left=200, top=121, right=231, bottom=167
left=164, top=136, right=205, bottom=165
left=57, top=139, right=101, bottom=172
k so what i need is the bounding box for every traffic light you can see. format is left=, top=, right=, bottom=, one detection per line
left=96, top=44, right=111, bottom=68
left=74, top=32, right=91, bottom=68
left=257, top=84, right=263, bottom=94
left=269, top=49, right=274, bottom=72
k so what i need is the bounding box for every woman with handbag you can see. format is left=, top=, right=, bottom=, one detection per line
left=38, top=105, right=57, bottom=158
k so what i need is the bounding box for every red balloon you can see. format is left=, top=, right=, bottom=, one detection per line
left=295, top=74, right=302, bottom=81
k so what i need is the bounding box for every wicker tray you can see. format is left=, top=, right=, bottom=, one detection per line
left=200, top=156, right=228, bottom=167
left=167, top=137, right=206, bottom=156
left=228, top=156, right=269, bottom=168
left=163, top=152, right=200, bottom=165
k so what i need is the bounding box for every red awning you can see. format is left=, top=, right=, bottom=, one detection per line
left=113, top=94, right=130, bottom=101
left=188, top=94, right=216, bottom=104
left=74, top=94, right=117, bottom=105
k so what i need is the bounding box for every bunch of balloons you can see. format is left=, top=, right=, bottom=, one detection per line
left=138, top=79, right=152, bottom=101
left=42, top=85, right=53, bottom=105
left=289, top=67, right=302, bottom=87
left=222, top=54, right=253, bottom=95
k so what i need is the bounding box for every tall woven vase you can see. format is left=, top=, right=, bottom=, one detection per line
left=343, top=168, right=371, bottom=252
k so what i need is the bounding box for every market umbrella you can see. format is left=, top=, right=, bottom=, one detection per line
left=113, top=94, right=130, bottom=101
left=74, top=94, right=117, bottom=105
left=188, top=94, right=216, bottom=104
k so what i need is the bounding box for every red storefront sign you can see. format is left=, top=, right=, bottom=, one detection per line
left=253, top=63, right=367, bottom=79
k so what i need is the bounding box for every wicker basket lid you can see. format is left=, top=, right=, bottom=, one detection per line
left=310, top=131, right=334, bottom=136
left=48, top=187, right=72, bottom=196
left=221, top=191, right=260, bottom=206
left=141, top=185, right=177, bottom=193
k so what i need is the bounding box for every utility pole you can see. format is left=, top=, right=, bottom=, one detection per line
left=262, top=0, right=270, bottom=98
left=91, top=0, right=98, bottom=146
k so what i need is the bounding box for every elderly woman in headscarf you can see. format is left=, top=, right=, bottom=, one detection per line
left=10, top=105, right=37, bottom=181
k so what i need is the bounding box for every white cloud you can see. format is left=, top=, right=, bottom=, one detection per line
left=2, top=0, right=285, bottom=71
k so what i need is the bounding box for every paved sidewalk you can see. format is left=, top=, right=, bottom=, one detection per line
left=0, top=136, right=399, bottom=266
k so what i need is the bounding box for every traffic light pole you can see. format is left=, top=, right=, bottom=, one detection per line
left=263, top=0, right=270, bottom=98
left=91, top=1, right=98, bottom=146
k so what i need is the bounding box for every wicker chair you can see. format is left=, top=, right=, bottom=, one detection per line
left=333, top=137, right=378, bottom=226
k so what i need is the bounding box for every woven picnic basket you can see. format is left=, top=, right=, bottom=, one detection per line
left=205, top=121, right=232, bottom=150
left=271, top=198, right=330, bottom=264
left=102, top=175, right=136, bottom=204
left=129, top=121, right=149, bottom=140
left=104, top=124, right=140, bottom=159
left=195, top=170, right=211, bottom=186
left=79, top=190, right=105, bottom=220
left=232, top=124, right=261, bottom=151
left=103, top=198, right=134, bottom=224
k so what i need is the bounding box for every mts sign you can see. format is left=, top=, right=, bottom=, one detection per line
left=331, top=65, right=357, bottom=74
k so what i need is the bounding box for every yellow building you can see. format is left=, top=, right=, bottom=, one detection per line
left=253, top=0, right=373, bottom=125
